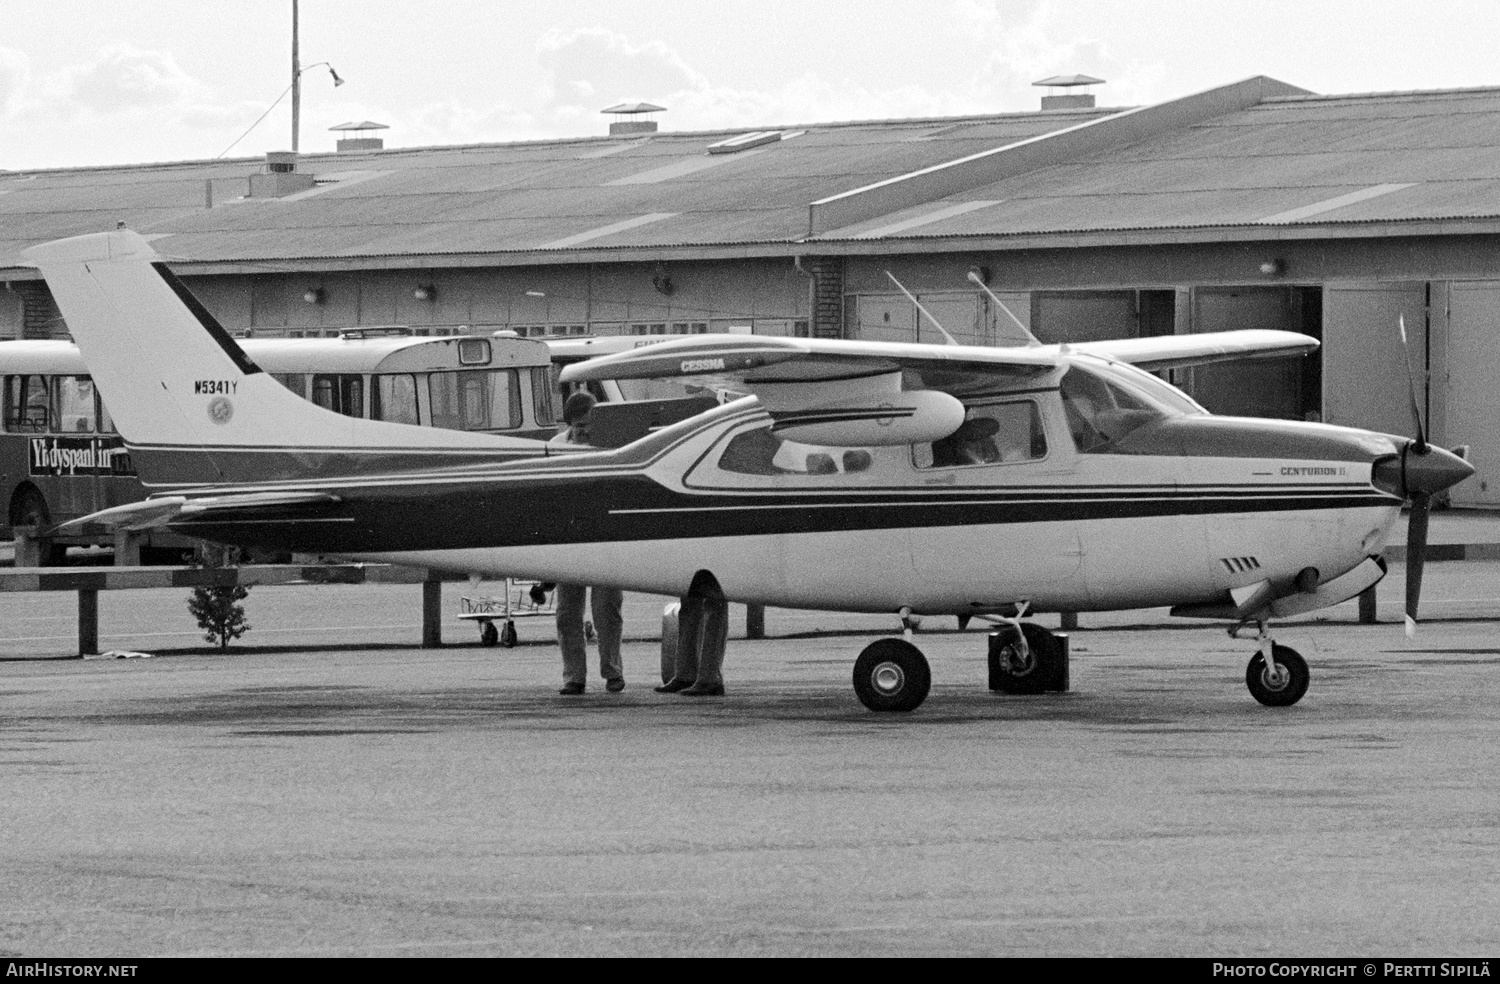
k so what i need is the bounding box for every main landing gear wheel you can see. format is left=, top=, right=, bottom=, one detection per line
left=1246, top=645, right=1310, bottom=707
left=853, top=638, right=931, bottom=713
left=500, top=620, right=518, bottom=648
left=479, top=621, right=499, bottom=647
left=990, top=623, right=1065, bottom=695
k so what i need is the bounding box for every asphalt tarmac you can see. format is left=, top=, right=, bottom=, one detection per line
left=2, top=565, right=1499, bottom=957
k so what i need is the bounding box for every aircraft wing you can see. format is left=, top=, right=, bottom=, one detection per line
left=559, top=335, right=1062, bottom=446
left=558, top=331, right=1317, bottom=447
left=55, top=491, right=342, bottom=532
left=1069, top=329, right=1318, bottom=371
left=557, top=334, right=1061, bottom=384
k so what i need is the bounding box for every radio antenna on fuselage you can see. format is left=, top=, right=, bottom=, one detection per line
left=885, top=271, right=959, bottom=346
left=966, top=269, right=1043, bottom=348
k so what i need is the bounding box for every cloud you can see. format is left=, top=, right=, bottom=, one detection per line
left=0, top=45, right=29, bottom=118
left=536, top=27, right=706, bottom=110
left=57, top=45, right=205, bottom=114
left=961, top=1, right=1171, bottom=110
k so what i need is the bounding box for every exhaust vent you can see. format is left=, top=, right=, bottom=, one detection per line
left=602, top=101, right=665, bottom=135
left=1033, top=74, right=1104, bottom=110
left=248, top=151, right=315, bottom=197
left=330, top=120, right=389, bottom=152
left=707, top=131, right=782, bottom=155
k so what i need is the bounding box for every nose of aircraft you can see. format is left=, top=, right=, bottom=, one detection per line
left=1372, top=442, right=1475, bottom=499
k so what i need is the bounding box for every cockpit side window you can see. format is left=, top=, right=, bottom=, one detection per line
left=914, top=400, right=1046, bottom=469
left=1059, top=365, right=1168, bottom=452
left=716, top=424, right=874, bottom=477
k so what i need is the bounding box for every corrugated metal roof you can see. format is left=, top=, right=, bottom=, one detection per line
left=9, top=86, right=1500, bottom=269
left=815, top=87, right=1500, bottom=243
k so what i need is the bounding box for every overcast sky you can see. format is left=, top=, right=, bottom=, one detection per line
left=4, top=0, right=1499, bottom=171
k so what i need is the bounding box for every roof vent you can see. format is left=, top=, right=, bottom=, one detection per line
left=602, top=102, right=665, bottom=135
left=330, top=120, right=389, bottom=152
left=249, top=151, right=315, bottom=197
left=707, top=130, right=781, bottom=155
left=1033, top=74, right=1104, bottom=110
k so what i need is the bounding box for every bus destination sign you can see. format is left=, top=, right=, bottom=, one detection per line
left=29, top=436, right=136, bottom=478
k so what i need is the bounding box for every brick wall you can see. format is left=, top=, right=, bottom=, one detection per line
left=805, top=256, right=845, bottom=339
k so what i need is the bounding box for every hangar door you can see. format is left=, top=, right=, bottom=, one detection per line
left=1322, top=283, right=1427, bottom=436
left=1187, top=286, right=1319, bottom=420
left=1447, top=282, right=1500, bottom=506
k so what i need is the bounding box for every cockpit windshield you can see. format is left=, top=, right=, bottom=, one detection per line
left=1059, top=361, right=1191, bottom=452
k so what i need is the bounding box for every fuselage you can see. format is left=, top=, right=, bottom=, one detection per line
left=164, top=369, right=1405, bottom=616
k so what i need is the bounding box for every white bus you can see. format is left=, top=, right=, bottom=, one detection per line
left=2, top=331, right=558, bottom=560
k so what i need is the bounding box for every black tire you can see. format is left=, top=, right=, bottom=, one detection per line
left=11, top=489, right=65, bottom=566
left=990, top=623, right=1064, bottom=695
left=500, top=620, right=518, bottom=648
left=852, top=638, right=931, bottom=713
left=479, top=621, right=499, bottom=647
left=1246, top=645, right=1310, bottom=707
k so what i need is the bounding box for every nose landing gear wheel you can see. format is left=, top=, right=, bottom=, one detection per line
left=989, top=623, right=1065, bottom=695
left=853, top=638, right=931, bottom=712
left=1246, top=645, right=1309, bottom=707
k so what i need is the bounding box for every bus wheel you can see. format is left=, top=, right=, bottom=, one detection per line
left=11, top=490, right=64, bottom=566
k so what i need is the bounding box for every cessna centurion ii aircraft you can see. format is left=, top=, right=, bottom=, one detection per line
left=23, top=229, right=1473, bottom=713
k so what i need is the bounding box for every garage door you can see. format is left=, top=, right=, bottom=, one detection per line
left=1322, top=283, right=1427, bottom=435
left=1446, top=282, right=1500, bottom=506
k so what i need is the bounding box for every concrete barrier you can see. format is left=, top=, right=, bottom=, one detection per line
left=0, top=563, right=453, bottom=656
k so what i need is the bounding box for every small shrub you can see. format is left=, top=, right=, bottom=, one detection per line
left=187, top=545, right=251, bottom=650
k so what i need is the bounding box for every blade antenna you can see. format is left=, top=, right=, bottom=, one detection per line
left=885, top=271, right=959, bottom=346
left=967, top=270, right=1043, bottom=347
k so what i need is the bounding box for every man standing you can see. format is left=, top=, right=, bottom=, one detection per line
left=550, top=392, right=625, bottom=695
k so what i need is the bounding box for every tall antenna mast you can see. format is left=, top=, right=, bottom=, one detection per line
left=291, top=0, right=301, bottom=153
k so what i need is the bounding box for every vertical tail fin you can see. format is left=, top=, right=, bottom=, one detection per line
left=22, top=229, right=542, bottom=488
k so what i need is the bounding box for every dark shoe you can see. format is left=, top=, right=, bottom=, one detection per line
left=605, top=678, right=625, bottom=693
left=680, top=682, right=725, bottom=696
left=654, top=678, right=694, bottom=693
left=558, top=682, right=585, bottom=695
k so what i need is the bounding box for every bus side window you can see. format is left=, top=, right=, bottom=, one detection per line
left=487, top=369, right=520, bottom=430
left=532, top=367, right=556, bottom=426
left=373, top=374, right=419, bottom=426
left=429, top=372, right=463, bottom=430
left=311, top=374, right=365, bottom=418
left=97, top=393, right=115, bottom=434
left=4, top=375, right=51, bottom=432
left=272, top=373, right=308, bottom=400
left=53, top=376, right=96, bottom=432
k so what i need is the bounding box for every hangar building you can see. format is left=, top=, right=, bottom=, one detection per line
left=4, top=75, right=1500, bottom=504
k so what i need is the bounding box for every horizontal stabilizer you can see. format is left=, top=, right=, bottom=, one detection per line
left=57, top=491, right=341, bottom=532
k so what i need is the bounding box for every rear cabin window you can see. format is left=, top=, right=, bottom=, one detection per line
left=3, top=375, right=51, bottom=432
left=429, top=369, right=521, bottom=431
left=914, top=400, right=1046, bottom=468
left=716, top=425, right=873, bottom=477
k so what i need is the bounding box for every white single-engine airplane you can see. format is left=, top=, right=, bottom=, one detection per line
left=24, top=230, right=1473, bottom=712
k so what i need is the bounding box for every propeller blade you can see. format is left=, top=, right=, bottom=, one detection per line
left=1397, top=315, right=1428, bottom=452
left=1404, top=491, right=1431, bottom=638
